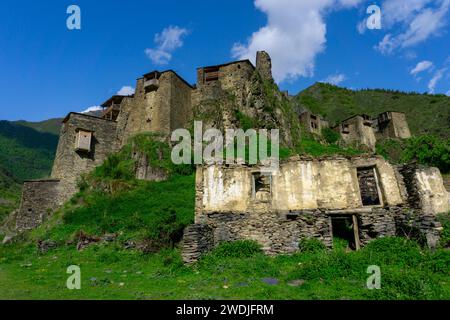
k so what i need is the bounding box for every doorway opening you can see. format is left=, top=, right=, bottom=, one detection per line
left=331, top=215, right=361, bottom=251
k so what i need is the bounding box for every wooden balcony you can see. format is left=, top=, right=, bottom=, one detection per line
left=144, top=78, right=160, bottom=91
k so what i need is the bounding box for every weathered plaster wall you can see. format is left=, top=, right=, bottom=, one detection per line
left=199, top=156, right=403, bottom=214
left=181, top=155, right=447, bottom=262
left=415, top=167, right=450, bottom=215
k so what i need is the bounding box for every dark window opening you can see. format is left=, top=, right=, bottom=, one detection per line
left=331, top=215, right=360, bottom=250
left=341, top=124, right=350, bottom=133
left=357, top=167, right=381, bottom=206
left=252, top=172, right=271, bottom=202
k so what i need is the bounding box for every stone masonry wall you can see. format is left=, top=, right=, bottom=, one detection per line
left=51, top=113, right=118, bottom=200
left=15, top=180, right=63, bottom=231
left=377, top=112, right=411, bottom=140
left=117, top=71, right=192, bottom=145
left=181, top=156, right=448, bottom=263
left=340, top=116, right=377, bottom=151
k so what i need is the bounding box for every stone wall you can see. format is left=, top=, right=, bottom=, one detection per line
left=181, top=224, right=214, bottom=264
left=299, top=111, right=329, bottom=135
left=51, top=113, right=118, bottom=199
left=338, top=116, right=377, bottom=151
left=117, top=71, right=193, bottom=144
left=400, top=164, right=450, bottom=215
left=376, top=112, right=411, bottom=140
left=198, top=156, right=404, bottom=214
left=181, top=156, right=448, bottom=262
left=15, top=180, right=63, bottom=231
left=256, top=51, right=273, bottom=82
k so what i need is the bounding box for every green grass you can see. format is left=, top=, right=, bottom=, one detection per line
left=0, top=236, right=448, bottom=300
left=34, top=174, right=196, bottom=245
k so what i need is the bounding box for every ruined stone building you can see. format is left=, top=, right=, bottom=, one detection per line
left=297, top=109, right=411, bottom=151
left=375, top=111, right=411, bottom=140
left=336, top=114, right=378, bottom=151
left=299, top=111, right=329, bottom=135
left=181, top=156, right=449, bottom=263
left=10, top=51, right=449, bottom=260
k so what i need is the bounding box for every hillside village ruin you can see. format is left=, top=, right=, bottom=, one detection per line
left=8, top=51, right=450, bottom=262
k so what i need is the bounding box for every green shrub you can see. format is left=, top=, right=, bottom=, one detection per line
left=93, top=153, right=135, bottom=180
left=401, top=135, right=450, bottom=173
left=321, top=127, right=340, bottom=144
left=437, top=212, right=450, bottom=248
left=298, top=238, right=326, bottom=253
left=362, top=237, right=423, bottom=267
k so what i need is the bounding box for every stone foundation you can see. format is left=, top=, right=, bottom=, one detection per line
left=181, top=224, right=214, bottom=264
left=182, top=208, right=444, bottom=263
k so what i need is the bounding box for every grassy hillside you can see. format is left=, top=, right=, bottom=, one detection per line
left=13, top=118, right=62, bottom=136
left=0, top=121, right=58, bottom=181
left=295, top=83, right=450, bottom=138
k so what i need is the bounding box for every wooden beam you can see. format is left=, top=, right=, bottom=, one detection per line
left=352, top=214, right=361, bottom=251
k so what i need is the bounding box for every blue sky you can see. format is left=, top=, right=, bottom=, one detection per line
left=0, top=0, right=449, bottom=121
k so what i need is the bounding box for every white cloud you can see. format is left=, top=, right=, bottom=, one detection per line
left=410, top=60, right=434, bottom=76
left=145, top=26, right=189, bottom=65
left=446, top=90, right=450, bottom=96
left=81, top=106, right=102, bottom=114
left=428, top=68, right=446, bottom=93
left=117, top=86, right=135, bottom=96
left=375, top=0, right=450, bottom=54
left=320, top=73, right=347, bottom=85
left=231, top=0, right=362, bottom=83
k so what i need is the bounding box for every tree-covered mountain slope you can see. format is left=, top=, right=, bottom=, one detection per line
left=0, top=121, right=58, bottom=182
left=13, top=118, right=63, bottom=136
left=294, top=83, right=450, bottom=138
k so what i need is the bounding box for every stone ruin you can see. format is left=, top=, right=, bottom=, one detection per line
left=181, top=156, right=449, bottom=263
left=301, top=111, right=412, bottom=151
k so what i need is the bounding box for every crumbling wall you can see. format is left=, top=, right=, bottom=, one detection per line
left=400, top=164, right=450, bottom=215
left=358, top=208, right=397, bottom=246
left=181, top=224, right=214, bottom=264
left=339, top=116, right=377, bottom=151
left=182, top=156, right=447, bottom=262
left=15, top=180, right=63, bottom=231
left=256, top=51, right=273, bottom=82
left=199, top=156, right=404, bottom=214
left=299, top=111, right=329, bottom=135
left=133, top=150, right=168, bottom=182
left=377, top=112, right=411, bottom=140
